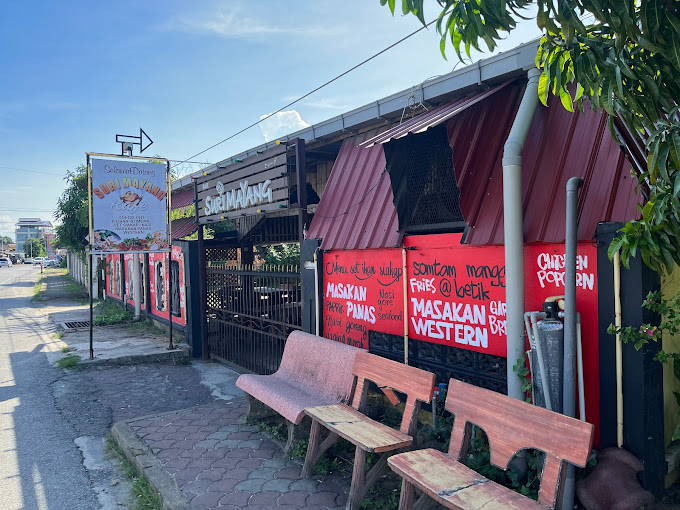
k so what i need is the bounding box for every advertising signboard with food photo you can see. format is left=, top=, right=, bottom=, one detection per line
left=90, top=158, right=169, bottom=253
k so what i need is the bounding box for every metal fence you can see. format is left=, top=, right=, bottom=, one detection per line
left=369, top=331, right=507, bottom=394
left=205, top=261, right=302, bottom=374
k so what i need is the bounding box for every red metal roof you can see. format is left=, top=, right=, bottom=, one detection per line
left=359, top=82, right=511, bottom=148
left=171, top=188, right=195, bottom=210
left=309, top=82, right=640, bottom=250
left=447, top=82, right=640, bottom=245
left=171, top=217, right=198, bottom=240
left=306, top=129, right=400, bottom=250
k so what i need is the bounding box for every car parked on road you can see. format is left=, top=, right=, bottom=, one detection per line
left=33, top=257, right=45, bottom=265
left=0, top=258, right=11, bottom=268
left=45, top=259, right=58, bottom=267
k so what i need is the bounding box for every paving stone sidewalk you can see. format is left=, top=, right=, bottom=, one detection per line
left=123, top=398, right=351, bottom=510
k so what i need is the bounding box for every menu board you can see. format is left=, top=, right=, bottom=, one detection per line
left=323, top=249, right=404, bottom=349
left=323, top=233, right=598, bottom=359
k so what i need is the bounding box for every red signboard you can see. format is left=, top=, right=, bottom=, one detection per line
left=322, top=233, right=600, bottom=444
left=323, top=249, right=404, bottom=349
left=405, top=234, right=507, bottom=356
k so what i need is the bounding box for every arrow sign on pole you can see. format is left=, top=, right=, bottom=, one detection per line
left=115, top=127, right=154, bottom=155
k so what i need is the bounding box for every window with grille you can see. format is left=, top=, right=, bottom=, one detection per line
left=384, top=124, right=464, bottom=233
left=171, top=260, right=181, bottom=317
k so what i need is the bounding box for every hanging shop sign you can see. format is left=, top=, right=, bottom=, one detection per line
left=90, top=158, right=169, bottom=253
left=196, top=144, right=288, bottom=223
left=323, top=233, right=598, bottom=358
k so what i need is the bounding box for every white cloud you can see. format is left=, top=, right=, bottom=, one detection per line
left=0, top=216, right=14, bottom=238
left=161, top=6, right=334, bottom=39
left=259, top=111, right=310, bottom=142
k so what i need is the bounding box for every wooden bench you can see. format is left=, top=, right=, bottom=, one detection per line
left=235, top=331, right=359, bottom=454
left=388, top=378, right=594, bottom=510
left=302, top=351, right=435, bottom=510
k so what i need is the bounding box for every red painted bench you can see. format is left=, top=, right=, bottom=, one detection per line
left=236, top=331, right=359, bottom=453
left=389, top=378, right=594, bottom=510
left=302, top=351, right=436, bottom=510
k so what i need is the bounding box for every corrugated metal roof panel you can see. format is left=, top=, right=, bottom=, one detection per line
left=446, top=84, right=640, bottom=245
left=171, top=188, right=195, bottom=210
left=171, top=217, right=198, bottom=240
left=309, top=83, right=640, bottom=250
left=307, top=130, right=400, bottom=251
left=359, top=82, right=511, bottom=148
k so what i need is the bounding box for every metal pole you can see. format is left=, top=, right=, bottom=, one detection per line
left=562, top=176, right=583, bottom=510
left=168, top=250, right=174, bottom=350
left=167, top=161, right=174, bottom=350
left=195, top=180, right=209, bottom=360
left=87, top=153, right=94, bottom=360
left=502, top=67, right=541, bottom=400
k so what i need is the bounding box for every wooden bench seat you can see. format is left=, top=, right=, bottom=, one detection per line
left=389, top=378, right=594, bottom=510
left=236, top=331, right=359, bottom=453
left=304, top=404, right=413, bottom=453
left=390, top=449, right=544, bottom=510
left=302, top=351, right=435, bottom=510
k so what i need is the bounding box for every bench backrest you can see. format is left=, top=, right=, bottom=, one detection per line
left=444, top=378, right=593, bottom=509
left=277, top=331, right=359, bottom=403
left=351, top=351, right=435, bottom=435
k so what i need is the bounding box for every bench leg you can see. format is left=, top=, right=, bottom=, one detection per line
left=347, top=446, right=367, bottom=510
left=244, top=393, right=276, bottom=421
left=398, top=479, right=415, bottom=510
left=284, top=417, right=310, bottom=456
left=413, top=493, right=438, bottom=510
left=346, top=449, right=391, bottom=510
left=301, top=420, right=339, bottom=478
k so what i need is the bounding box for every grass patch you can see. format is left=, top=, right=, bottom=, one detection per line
left=105, top=435, right=162, bottom=510
left=360, top=485, right=400, bottom=510
left=94, top=301, right=133, bottom=326
left=56, top=354, right=79, bottom=369
left=127, top=318, right=166, bottom=336
left=53, top=331, right=64, bottom=340
left=247, top=416, right=287, bottom=442
left=60, top=346, right=70, bottom=353
left=63, top=278, right=87, bottom=298
left=32, top=276, right=45, bottom=302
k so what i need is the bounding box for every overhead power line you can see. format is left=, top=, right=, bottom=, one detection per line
left=0, top=165, right=64, bottom=177
left=171, top=18, right=437, bottom=169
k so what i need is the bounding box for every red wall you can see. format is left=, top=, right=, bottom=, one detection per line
left=105, top=254, right=122, bottom=300
left=124, top=253, right=146, bottom=311
left=322, top=233, right=600, bottom=443
left=148, top=246, right=186, bottom=326
left=105, top=247, right=186, bottom=327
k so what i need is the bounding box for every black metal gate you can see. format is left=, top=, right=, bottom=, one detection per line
left=205, top=255, right=302, bottom=374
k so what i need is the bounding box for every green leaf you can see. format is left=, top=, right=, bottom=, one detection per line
left=658, top=144, right=670, bottom=182
left=560, top=86, right=573, bottom=112
left=673, top=171, right=680, bottom=197
left=608, top=235, right=625, bottom=260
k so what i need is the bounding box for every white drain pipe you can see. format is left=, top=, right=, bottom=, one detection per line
left=503, top=67, right=542, bottom=400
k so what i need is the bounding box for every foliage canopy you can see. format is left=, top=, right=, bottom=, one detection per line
left=382, top=0, right=680, bottom=273
left=23, top=237, right=46, bottom=258
left=54, top=165, right=89, bottom=255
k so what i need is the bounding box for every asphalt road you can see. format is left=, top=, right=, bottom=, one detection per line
left=0, top=264, right=102, bottom=509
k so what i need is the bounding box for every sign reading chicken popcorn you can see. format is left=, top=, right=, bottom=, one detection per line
left=89, top=158, right=170, bottom=253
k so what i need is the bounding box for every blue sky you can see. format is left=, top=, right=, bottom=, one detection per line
left=0, top=1, right=541, bottom=239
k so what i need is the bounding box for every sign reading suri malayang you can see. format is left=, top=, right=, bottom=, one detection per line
left=196, top=144, right=289, bottom=223
left=90, top=158, right=169, bottom=253
left=323, top=233, right=598, bottom=358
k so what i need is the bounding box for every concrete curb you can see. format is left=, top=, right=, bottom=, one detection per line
left=77, top=344, right=191, bottom=367
left=111, top=420, right=191, bottom=510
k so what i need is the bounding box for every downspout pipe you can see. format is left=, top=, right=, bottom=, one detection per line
left=562, top=176, right=583, bottom=510
left=502, top=67, right=542, bottom=401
